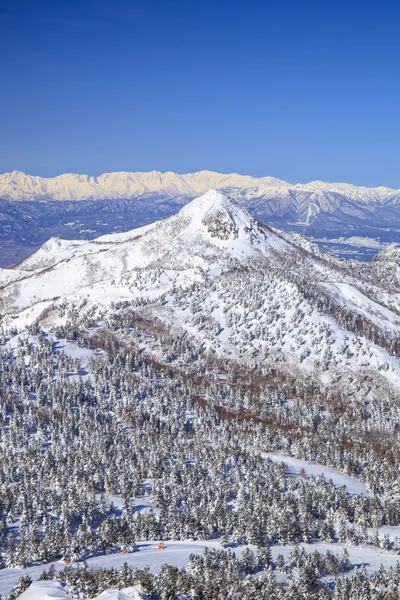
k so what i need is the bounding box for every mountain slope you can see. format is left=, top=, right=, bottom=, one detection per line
left=2, top=190, right=400, bottom=398
left=0, top=191, right=292, bottom=315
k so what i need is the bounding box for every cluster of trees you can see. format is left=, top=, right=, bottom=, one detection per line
left=1, top=330, right=400, bottom=572
left=88, top=304, right=400, bottom=502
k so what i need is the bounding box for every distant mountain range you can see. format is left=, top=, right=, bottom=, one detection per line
left=1, top=169, right=400, bottom=266
left=2, top=169, right=400, bottom=208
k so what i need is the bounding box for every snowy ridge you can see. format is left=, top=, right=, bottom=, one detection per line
left=1, top=169, right=399, bottom=207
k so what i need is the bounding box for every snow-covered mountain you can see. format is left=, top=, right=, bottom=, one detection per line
left=1, top=169, right=399, bottom=209
left=2, top=169, right=400, bottom=268
left=2, top=190, right=400, bottom=394
left=0, top=190, right=293, bottom=315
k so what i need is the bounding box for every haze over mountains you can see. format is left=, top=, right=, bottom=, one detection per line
left=1, top=169, right=400, bottom=267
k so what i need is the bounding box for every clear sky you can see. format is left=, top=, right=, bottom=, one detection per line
left=1, top=0, right=399, bottom=187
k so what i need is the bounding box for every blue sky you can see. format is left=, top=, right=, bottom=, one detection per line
left=1, top=0, right=399, bottom=186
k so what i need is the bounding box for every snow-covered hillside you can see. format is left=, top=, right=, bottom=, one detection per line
left=2, top=190, right=400, bottom=395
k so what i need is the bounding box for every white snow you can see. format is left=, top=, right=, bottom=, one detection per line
left=270, top=541, right=400, bottom=577
left=323, top=282, right=400, bottom=332
left=18, top=581, right=148, bottom=600
left=95, top=588, right=148, bottom=600
left=264, top=453, right=368, bottom=496
left=18, top=580, right=71, bottom=599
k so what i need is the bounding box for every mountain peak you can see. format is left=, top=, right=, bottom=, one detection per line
left=178, top=189, right=254, bottom=242
left=180, top=189, right=235, bottom=216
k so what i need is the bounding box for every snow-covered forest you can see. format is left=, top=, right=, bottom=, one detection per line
left=2, top=192, right=400, bottom=598
left=1, top=316, right=400, bottom=598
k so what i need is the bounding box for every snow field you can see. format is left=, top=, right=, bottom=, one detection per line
left=5, top=540, right=400, bottom=598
